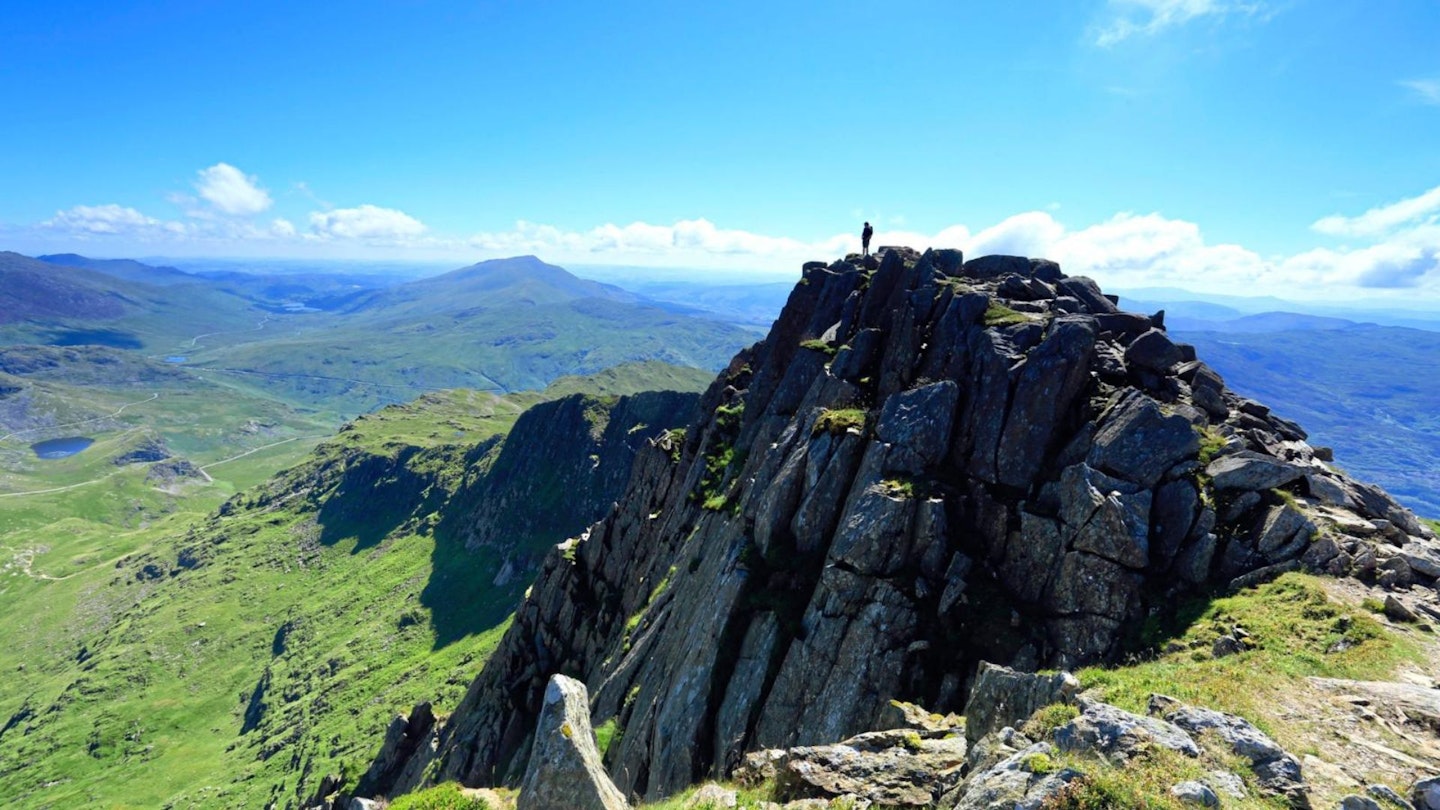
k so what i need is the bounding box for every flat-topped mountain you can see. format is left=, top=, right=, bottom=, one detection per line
left=363, top=247, right=1440, bottom=804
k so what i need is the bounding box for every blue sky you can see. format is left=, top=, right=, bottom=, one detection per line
left=2, top=0, right=1438, bottom=300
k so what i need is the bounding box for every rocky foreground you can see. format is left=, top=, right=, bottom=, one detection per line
left=352, top=248, right=1440, bottom=808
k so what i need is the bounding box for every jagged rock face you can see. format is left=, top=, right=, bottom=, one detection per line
left=378, top=248, right=1437, bottom=802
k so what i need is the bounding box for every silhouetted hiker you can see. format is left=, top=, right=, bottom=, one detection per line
left=862, top=222, right=873, bottom=256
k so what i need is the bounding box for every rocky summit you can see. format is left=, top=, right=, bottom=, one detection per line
left=362, top=247, right=1440, bottom=804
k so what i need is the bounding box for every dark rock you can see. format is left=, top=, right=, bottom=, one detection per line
left=1057, top=276, right=1119, bottom=313
left=1212, top=635, right=1246, bottom=658
left=995, top=317, right=1097, bottom=489
left=876, top=380, right=960, bottom=474
left=1414, top=777, right=1440, bottom=810
left=962, top=255, right=1032, bottom=279
left=1207, top=452, right=1306, bottom=492
left=1125, top=328, right=1184, bottom=374
left=1087, top=391, right=1199, bottom=488
left=1384, top=595, right=1420, bottom=623
left=1030, top=258, right=1064, bottom=282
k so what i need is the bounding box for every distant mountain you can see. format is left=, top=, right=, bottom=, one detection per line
left=187, top=255, right=757, bottom=413
left=338, top=255, right=640, bottom=317
left=1115, top=286, right=1440, bottom=332
left=38, top=253, right=197, bottom=286
left=1164, top=311, right=1362, bottom=333
left=0, top=252, right=147, bottom=324
left=1176, top=324, right=1440, bottom=516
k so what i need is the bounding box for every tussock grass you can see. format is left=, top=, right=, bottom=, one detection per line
left=1081, top=573, right=1418, bottom=736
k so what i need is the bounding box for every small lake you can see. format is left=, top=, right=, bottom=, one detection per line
left=31, top=436, right=95, bottom=459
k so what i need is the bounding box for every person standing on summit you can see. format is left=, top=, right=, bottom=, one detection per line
left=862, top=222, right=873, bottom=256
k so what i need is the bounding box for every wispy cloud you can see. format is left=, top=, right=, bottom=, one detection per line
left=1400, top=78, right=1440, bottom=106
left=1312, top=184, right=1440, bottom=237
left=1093, top=0, right=1262, bottom=46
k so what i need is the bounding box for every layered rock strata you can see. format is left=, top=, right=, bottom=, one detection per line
left=373, top=248, right=1439, bottom=802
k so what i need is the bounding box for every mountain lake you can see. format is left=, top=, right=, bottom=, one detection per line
left=31, top=436, right=95, bottom=459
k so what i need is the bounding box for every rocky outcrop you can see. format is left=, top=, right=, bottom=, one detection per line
left=1150, top=694, right=1310, bottom=807
left=517, top=675, right=629, bottom=810
left=370, top=248, right=1440, bottom=803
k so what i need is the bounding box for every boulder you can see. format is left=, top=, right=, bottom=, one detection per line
left=686, top=784, right=738, bottom=808
left=1052, top=699, right=1199, bottom=759
left=1414, top=777, right=1440, bottom=810
left=1171, top=781, right=1220, bottom=807
left=1339, top=797, right=1383, bottom=810
left=938, top=742, right=1082, bottom=810
left=1207, top=452, right=1306, bottom=492
left=737, top=730, right=967, bottom=807
left=1150, top=696, right=1309, bottom=808
left=517, top=675, right=629, bottom=810
left=1125, top=328, right=1184, bottom=374
left=1087, top=391, right=1199, bottom=488
left=963, top=662, right=1079, bottom=746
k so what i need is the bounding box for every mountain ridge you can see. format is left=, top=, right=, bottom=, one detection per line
left=363, top=247, right=1440, bottom=804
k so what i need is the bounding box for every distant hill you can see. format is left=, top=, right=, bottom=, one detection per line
left=1176, top=324, right=1440, bottom=516
left=38, top=253, right=197, bottom=286
left=0, top=252, right=147, bottom=324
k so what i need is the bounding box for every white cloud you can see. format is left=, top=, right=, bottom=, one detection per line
left=309, top=205, right=426, bottom=240
left=41, top=204, right=183, bottom=237
left=271, top=218, right=297, bottom=237
left=1093, top=0, right=1259, bottom=46
left=194, top=162, right=272, bottom=216
left=1401, top=79, right=1440, bottom=106
left=1312, top=184, right=1440, bottom=237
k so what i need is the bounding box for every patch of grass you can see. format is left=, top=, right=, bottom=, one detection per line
left=983, top=301, right=1034, bottom=327
left=1080, top=573, right=1418, bottom=743
left=798, top=338, right=837, bottom=357
left=636, top=781, right=779, bottom=810
left=1196, top=425, right=1229, bottom=466
left=1021, top=703, right=1080, bottom=739
left=1021, top=750, right=1058, bottom=775
left=595, top=717, right=623, bottom=756
left=1040, top=744, right=1286, bottom=810
left=386, top=782, right=492, bottom=810
left=813, top=408, right=867, bottom=437
left=878, top=477, right=917, bottom=499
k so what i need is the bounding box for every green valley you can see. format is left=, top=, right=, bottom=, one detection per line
left=0, top=364, right=708, bottom=809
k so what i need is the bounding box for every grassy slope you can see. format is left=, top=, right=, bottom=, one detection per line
left=189, top=300, right=749, bottom=415
left=0, top=391, right=528, bottom=809
left=0, top=363, right=710, bottom=809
